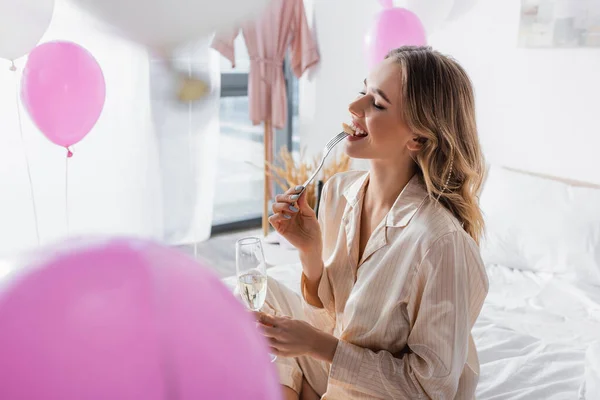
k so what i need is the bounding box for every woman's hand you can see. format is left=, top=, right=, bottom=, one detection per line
left=269, top=186, right=322, bottom=254
left=255, top=312, right=339, bottom=362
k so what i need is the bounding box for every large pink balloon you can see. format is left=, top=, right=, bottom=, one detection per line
left=21, top=41, right=106, bottom=150
left=364, top=7, right=427, bottom=70
left=0, top=238, right=281, bottom=400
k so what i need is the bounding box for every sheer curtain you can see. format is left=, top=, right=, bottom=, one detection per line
left=0, top=0, right=219, bottom=257
left=149, top=44, right=220, bottom=246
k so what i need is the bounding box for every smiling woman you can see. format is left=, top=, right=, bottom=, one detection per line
left=263, top=46, right=489, bottom=400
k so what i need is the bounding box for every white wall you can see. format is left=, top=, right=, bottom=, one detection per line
left=0, top=1, right=219, bottom=257
left=299, top=0, right=600, bottom=185
left=297, top=0, right=376, bottom=171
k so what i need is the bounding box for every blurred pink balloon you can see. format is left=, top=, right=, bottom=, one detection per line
left=364, top=7, right=427, bottom=70
left=21, top=41, right=106, bottom=151
left=0, top=237, right=281, bottom=400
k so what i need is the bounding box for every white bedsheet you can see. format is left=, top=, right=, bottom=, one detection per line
left=222, top=263, right=600, bottom=399
left=585, top=342, right=600, bottom=400
left=475, top=265, right=600, bottom=399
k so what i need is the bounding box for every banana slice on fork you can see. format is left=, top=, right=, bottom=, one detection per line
left=342, top=122, right=356, bottom=135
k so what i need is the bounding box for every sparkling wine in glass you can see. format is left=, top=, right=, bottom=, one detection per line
left=238, top=269, right=268, bottom=310
left=235, top=236, right=276, bottom=362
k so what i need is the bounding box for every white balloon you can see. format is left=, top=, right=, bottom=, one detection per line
left=404, top=0, right=454, bottom=35
left=72, top=0, right=270, bottom=51
left=0, top=0, right=55, bottom=61
left=448, top=0, right=477, bottom=21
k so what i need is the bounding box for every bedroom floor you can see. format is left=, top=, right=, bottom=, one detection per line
left=177, top=228, right=299, bottom=278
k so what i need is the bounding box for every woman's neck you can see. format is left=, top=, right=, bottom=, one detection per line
left=366, top=158, right=417, bottom=210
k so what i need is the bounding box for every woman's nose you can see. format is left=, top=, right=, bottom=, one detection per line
left=348, top=97, right=366, bottom=118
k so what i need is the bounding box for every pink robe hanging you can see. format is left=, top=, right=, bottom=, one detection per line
left=211, top=0, right=319, bottom=130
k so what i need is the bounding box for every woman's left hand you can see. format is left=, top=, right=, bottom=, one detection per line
left=255, top=312, right=339, bottom=362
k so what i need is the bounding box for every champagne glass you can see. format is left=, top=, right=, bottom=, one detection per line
left=235, top=236, right=276, bottom=362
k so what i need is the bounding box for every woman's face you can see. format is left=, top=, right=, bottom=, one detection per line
left=345, top=58, right=416, bottom=161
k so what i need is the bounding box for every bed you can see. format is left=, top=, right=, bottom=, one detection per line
left=224, top=165, right=600, bottom=399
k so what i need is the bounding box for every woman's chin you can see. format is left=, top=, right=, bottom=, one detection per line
left=344, top=141, right=371, bottom=159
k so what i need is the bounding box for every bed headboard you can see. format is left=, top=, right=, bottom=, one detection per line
left=479, top=164, right=600, bottom=284
left=504, top=167, right=600, bottom=190
left=482, top=164, right=600, bottom=192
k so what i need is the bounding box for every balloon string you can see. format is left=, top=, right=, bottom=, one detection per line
left=14, top=67, right=41, bottom=246
left=65, top=153, right=70, bottom=233
left=9, top=60, right=16, bottom=72
left=187, top=63, right=198, bottom=259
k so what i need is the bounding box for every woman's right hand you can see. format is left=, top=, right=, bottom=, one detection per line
left=269, top=186, right=322, bottom=254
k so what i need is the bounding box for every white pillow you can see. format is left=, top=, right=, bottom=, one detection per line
left=479, top=166, right=600, bottom=285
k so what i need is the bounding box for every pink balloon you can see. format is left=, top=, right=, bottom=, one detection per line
left=364, top=7, right=427, bottom=70
left=0, top=238, right=281, bottom=400
left=21, top=41, right=106, bottom=150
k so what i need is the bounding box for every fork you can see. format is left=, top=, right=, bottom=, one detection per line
left=296, top=131, right=348, bottom=198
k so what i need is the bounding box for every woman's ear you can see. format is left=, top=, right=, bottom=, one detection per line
left=406, top=135, right=425, bottom=152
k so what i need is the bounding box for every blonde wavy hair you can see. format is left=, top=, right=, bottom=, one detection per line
left=386, top=46, right=485, bottom=244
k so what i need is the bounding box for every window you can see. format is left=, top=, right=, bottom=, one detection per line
left=212, top=37, right=298, bottom=230
left=291, top=71, right=300, bottom=153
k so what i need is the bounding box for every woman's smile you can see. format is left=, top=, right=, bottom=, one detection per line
left=343, top=121, right=369, bottom=142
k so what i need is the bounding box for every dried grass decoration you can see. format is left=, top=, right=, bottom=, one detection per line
left=265, top=147, right=351, bottom=209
